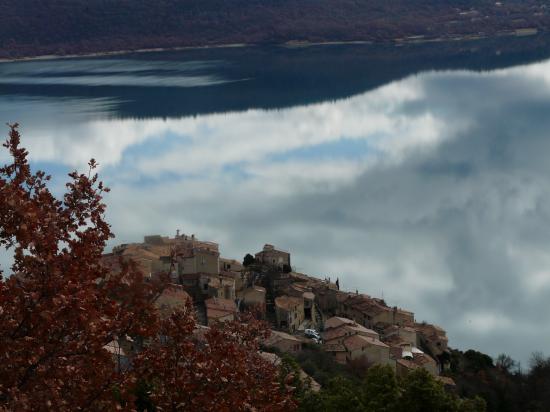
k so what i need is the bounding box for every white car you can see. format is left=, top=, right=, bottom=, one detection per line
left=304, top=329, right=321, bottom=342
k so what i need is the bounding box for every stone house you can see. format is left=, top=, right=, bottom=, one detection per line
left=382, top=325, right=418, bottom=347
left=395, top=350, right=439, bottom=378
left=343, top=334, right=392, bottom=367
left=325, top=334, right=393, bottom=369
left=154, top=284, right=191, bottom=319
left=275, top=295, right=304, bottom=333
left=219, top=258, right=243, bottom=273
left=264, top=330, right=303, bottom=354
left=412, top=352, right=439, bottom=376
left=222, top=269, right=247, bottom=297
left=179, top=273, right=235, bottom=302
left=205, top=297, right=237, bottom=325
left=344, top=335, right=392, bottom=365
left=178, top=247, right=220, bottom=276
left=338, top=294, right=393, bottom=328
left=392, top=307, right=415, bottom=327
left=337, top=293, right=414, bottom=329
left=312, top=286, right=341, bottom=317
left=205, top=275, right=236, bottom=301
left=283, top=283, right=320, bottom=328
left=324, top=316, right=354, bottom=330
left=324, top=343, right=348, bottom=364
left=242, top=285, right=267, bottom=315
left=255, top=244, right=291, bottom=270
left=322, top=317, right=379, bottom=344
left=270, top=271, right=293, bottom=293
left=414, top=322, right=449, bottom=357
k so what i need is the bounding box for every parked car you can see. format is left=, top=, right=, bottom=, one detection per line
left=304, top=329, right=321, bottom=342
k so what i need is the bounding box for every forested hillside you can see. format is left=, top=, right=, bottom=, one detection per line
left=1, top=0, right=549, bottom=58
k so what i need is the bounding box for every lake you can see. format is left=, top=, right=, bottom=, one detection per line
left=2, top=36, right=550, bottom=364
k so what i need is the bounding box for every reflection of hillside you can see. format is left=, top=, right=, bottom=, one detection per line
left=2, top=35, right=550, bottom=120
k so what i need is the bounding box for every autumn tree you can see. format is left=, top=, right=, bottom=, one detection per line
left=0, top=123, right=161, bottom=410
left=133, top=311, right=295, bottom=411
left=0, top=124, right=295, bottom=411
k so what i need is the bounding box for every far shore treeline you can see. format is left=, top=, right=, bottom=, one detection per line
left=1, top=0, right=549, bottom=59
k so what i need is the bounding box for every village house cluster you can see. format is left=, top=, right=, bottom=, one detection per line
left=102, top=232, right=454, bottom=386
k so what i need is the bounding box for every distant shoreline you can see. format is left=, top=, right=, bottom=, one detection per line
left=0, top=29, right=541, bottom=64
left=0, top=43, right=251, bottom=64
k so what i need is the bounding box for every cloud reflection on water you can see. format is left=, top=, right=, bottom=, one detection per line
left=3, top=57, right=550, bottom=365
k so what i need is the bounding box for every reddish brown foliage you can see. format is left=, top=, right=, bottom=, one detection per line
left=0, top=124, right=295, bottom=411
left=135, top=311, right=294, bottom=411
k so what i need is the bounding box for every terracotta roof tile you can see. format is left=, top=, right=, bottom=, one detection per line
left=343, top=334, right=388, bottom=351
left=205, top=297, right=237, bottom=312
left=325, top=317, right=355, bottom=329
left=275, top=296, right=303, bottom=311
left=155, top=284, right=191, bottom=318
left=265, top=330, right=301, bottom=346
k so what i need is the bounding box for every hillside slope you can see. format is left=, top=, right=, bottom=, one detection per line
left=1, top=0, right=549, bottom=58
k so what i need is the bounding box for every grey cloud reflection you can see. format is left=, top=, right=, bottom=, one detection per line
left=4, top=58, right=550, bottom=365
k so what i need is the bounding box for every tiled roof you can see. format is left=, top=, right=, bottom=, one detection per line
left=343, top=335, right=369, bottom=351
left=413, top=352, right=436, bottom=366
left=322, top=327, right=349, bottom=342
left=396, top=358, right=419, bottom=370
left=346, top=323, right=379, bottom=338
left=275, top=296, right=303, bottom=311
left=325, top=316, right=355, bottom=329
left=206, top=297, right=236, bottom=311
left=343, top=334, right=388, bottom=352
left=402, top=326, right=417, bottom=333
left=396, top=308, right=414, bottom=316
left=155, top=284, right=191, bottom=318
left=207, top=308, right=235, bottom=319
left=265, top=330, right=301, bottom=346
left=384, top=334, right=407, bottom=346
left=323, top=324, right=379, bottom=343
left=389, top=346, right=403, bottom=359
left=414, top=322, right=447, bottom=338
left=243, top=286, right=266, bottom=295
left=342, top=294, right=389, bottom=316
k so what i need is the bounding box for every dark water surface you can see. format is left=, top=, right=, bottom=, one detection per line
left=2, top=37, right=550, bottom=363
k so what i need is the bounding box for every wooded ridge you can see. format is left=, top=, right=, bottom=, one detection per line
left=1, top=0, right=549, bottom=58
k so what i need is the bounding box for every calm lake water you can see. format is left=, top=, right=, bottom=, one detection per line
left=2, top=37, right=550, bottom=363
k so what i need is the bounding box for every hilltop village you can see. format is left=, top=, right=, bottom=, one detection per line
left=103, top=232, right=453, bottom=387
